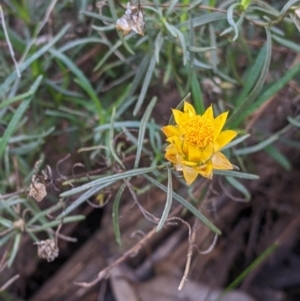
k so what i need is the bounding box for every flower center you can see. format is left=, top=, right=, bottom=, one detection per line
left=181, top=116, right=214, bottom=149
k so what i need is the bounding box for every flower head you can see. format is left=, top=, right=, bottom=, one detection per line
left=162, top=102, right=237, bottom=185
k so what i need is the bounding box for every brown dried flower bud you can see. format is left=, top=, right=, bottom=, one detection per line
left=29, top=175, right=47, bottom=202
left=116, top=2, right=145, bottom=36
left=35, top=239, right=59, bottom=262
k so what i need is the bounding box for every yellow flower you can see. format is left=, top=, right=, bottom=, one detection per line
left=162, top=102, right=237, bottom=185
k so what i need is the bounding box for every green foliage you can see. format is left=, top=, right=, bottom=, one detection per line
left=1, top=0, right=300, bottom=292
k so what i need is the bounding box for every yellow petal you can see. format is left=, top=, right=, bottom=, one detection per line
left=167, top=136, right=183, bottom=154
left=213, top=111, right=228, bottom=139
left=182, top=141, right=213, bottom=165
left=186, top=143, right=204, bottom=162
left=202, top=105, right=214, bottom=120
left=172, top=109, right=187, bottom=125
left=214, top=130, right=237, bottom=151
left=183, top=102, right=196, bottom=117
left=182, top=166, right=198, bottom=185
left=165, top=143, right=178, bottom=160
left=212, top=152, right=233, bottom=170
left=162, top=125, right=180, bottom=138
left=200, top=143, right=214, bottom=163
left=195, top=161, right=213, bottom=179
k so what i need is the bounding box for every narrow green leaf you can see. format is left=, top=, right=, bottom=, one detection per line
left=58, top=184, right=110, bottom=218
left=214, top=170, right=259, bottom=179
left=0, top=231, right=14, bottom=247
left=192, top=57, right=213, bottom=69
left=178, top=12, right=227, bottom=28
left=166, top=0, right=179, bottom=16
left=8, top=233, right=21, bottom=267
left=0, top=90, right=34, bottom=109
left=109, top=107, right=125, bottom=169
left=9, top=127, right=55, bottom=143
left=59, top=37, right=108, bottom=53
left=134, top=55, right=156, bottom=115
left=134, top=97, right=157, bottom=168
left=265, top=145, right=291, bottom=170
left=226, top=3, right=242, bottom=41
left=0, top=216, right=14, bottom=228
left=235, top=62, right=300, bottom=126
left=234, top=135, right=278, bottom=156
left=48, top=48, right=103, bottom=122
left=80, top=10, right=114, bottom=23
left=228, top=27, right=272, bottom=127
left=188, top=46, right=217, bottom=53
left=0, top=24, right=70, bottom=95
left=92, top=24, right=115, bottom=32
left=60, top=166, right=158, bottom=197
left=154, top=32, right=164, bottom=63
left=221, top=243, right=277, bottom=295
left=156, top=167, right=173, bottom=232
left=28, top=216, right=85, bottom=232
left=273, top=35, right=300, bottom=53
left=185, top=0, right=205, bottom=12
left=0, top=199, right=20, bottom=220
left=126, top=54, right=150, bottom=102
left=144, top=174, right=221, bottom=235
left=28, top=202, right=64, bottom=226
left=94, top=121, right=161, bottom=132
left=279, top=0, right=300, bottom=16
left=112, top=183, right=126, bottom=246
left=209, top=24, right=218, bottom=72
left=287, top=115, right=300, bottom=128
left=226, top=176, right=251, bottom=201
left=191, top=73, right=205, bottom=114
left=94, top=38, right=125, bottom=71
left=289, top=13, right=300, bottom=33
left=164, top=20, right=177, bottom=37
left=167, top=24, right=188, bottom=66
left=0, top=76, right=42, bottom=159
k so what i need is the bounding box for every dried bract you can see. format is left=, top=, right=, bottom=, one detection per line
left=35, top=239, right=59, bottom=262
left=29, top=175, right=47, bottom=202
left=116, top=2, right=145, bottom=36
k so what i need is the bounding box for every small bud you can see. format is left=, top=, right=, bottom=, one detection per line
left=35, top=239, right=59, bottom=262
left=13, top=219, right=25, bottom=231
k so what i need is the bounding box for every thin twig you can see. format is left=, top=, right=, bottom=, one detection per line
left=218, top=177, right=249, bottom=203
left=75, top=226, right=157, bottom=287
left=49, top=229, right=77, bottom=242
left=0, top=274, right=20, bottom=291
left=195, top=233, right=218, bottom=255
left=124, top=179, right=159, bottom=224
left=168, top=217, right=194, bottom=291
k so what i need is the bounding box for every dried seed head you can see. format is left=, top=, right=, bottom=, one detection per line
left=29, top=175, right=47, bottom=202
left=35, top=239, right=59, bottom=262
left=116, top=2, right=145, bottom=36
